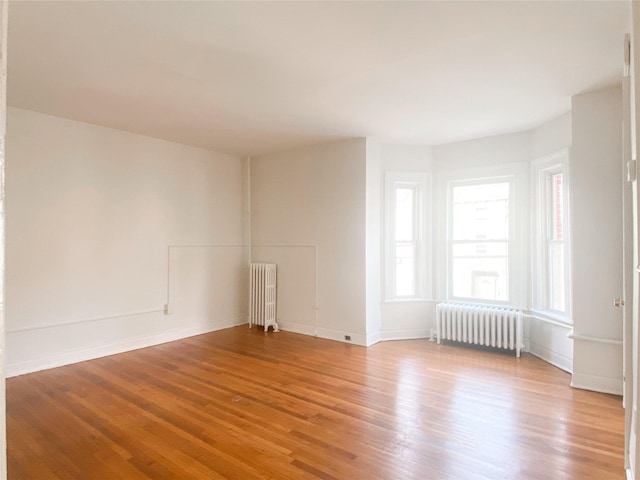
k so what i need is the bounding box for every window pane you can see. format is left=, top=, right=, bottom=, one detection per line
left=452, top=183, right=509, bottom=241
left=452, top=257, right=508, bottom=301
left=396, top=244, right=416, bottom=296
left=549, top=241, right=565, bottom=311
left=395, top=187, right=414, bottom=241
left=452, top=242, right=508, bottom=257
left=450, top=181, right=510, bottom=301
left=551, top=173, right=563, bottom=240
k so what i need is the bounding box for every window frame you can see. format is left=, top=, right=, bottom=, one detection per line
left=531, top=150, right=571, bottom=322
left=384, top=172, right=431, bottom=302
left=446, top=176, right=517, bottom=305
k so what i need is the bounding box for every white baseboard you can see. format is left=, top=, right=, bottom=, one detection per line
left=380, top=328, right=429, bottom=341
left=528, top=340, right=572, bottom=373
left=315, top=326, right=366, bottom=346
left=366, top=331, right=381, bottom=347
left=277, top=320, right=367, bottom=346
left=627, top=467, right=634, bottom=480
left=276, top=320, right=316, bottom=337
left=7, top=317, right=244, bottom=377
left=571, top=372, right=623, bottom=396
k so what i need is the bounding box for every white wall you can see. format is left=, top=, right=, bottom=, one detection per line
left=365, top=139, right=382, bottom=346
left=531, top=112, right=571, bottom=159
left=250, top=139, right=368, bottom=345
left=6, top=108, right=247, bottom=375
left=570, top=86, right=624, bottom=394
left=379, top=144, right=435, bottom=340
left=526, top=315, right=573, bottom=372
left=433, top=131, right=531, bottom=172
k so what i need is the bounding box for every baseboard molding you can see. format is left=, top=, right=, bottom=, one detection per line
left=276, top=320, right=316, bottom=337
left=627, top=467, right=634, bottom=480
left=380, top=328, right=429, bottom=341
left=528, top=340, right=572, bottom=373
left=315, top=326, right=366, bottom=346
left=7, top=317, right=244, bottom=377
left=277, top=321, right=367, bottom=346
left=366, top=331, right=381, bottom=347
left=571, top=372, right=623, bottom=396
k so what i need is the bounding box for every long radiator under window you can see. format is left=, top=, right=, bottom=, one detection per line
left=436, top=302, right=524, bottom=357
left=249, top=263, right=279, bottom=332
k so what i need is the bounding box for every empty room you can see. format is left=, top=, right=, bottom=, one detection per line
left=1, top=1, right=639, bottom=479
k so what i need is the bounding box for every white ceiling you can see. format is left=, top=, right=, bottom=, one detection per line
left=7, top=1, right=630, bottom=157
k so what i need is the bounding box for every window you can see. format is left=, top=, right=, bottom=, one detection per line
left=385, top=172, right=430, bottom=300
left=548, top=172, right=565, bottom=311
left=448, top=180, right=511, bottom=302
left=395, top=186, right=417, bottom=296
left=533, top=152, right=570, bottom=318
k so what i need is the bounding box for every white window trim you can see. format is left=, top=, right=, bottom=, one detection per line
left=445, top=175, right=517, bottom=306
left=435, top=161, right=528, bottom=307
left=384, top=171, right=432, bottom=301
left=531, top=149, right=571, bottom=322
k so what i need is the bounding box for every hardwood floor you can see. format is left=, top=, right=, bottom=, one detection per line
left=7, top=326, right=624, bottom=479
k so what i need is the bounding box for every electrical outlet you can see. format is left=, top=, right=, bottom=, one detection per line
left=344, top=335, right=351, bottom=341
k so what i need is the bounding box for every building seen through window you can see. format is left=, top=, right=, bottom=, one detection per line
left=451, top=182, right=510, bottom=301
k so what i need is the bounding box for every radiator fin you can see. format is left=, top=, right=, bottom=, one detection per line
left=436, top=302, right=523, bottom=357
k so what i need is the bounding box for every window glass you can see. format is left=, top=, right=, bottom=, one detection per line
left=395, top=188, right=414, bottom=241
left=549, top=241, right=565, bottom=311
left=384, top=173, right=430, bottom=301
left=394, top=186, right=417, bottom=297
left=548, top=172, right=565, bottom=312
left=395, top=244, right=416, bottom=296
left=450, top=182, right=510, bottom=302
left=551, top=173, right=563, bottom=240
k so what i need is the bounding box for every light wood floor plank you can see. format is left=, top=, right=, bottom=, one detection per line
left=7, top=326, right=624, bottom=479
